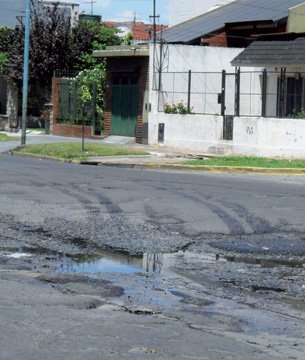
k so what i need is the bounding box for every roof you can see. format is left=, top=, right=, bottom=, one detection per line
left=105, top=21, right=167, bottom=42
left=94, top=45, right=149, bottom=58
left=133, top=23, right=166, bottom=42
left=231, top=36, right=305, bottom=67
left=161, top=0, right=305, bottom=43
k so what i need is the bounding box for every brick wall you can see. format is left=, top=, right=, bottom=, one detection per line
left=52, top=123, right=92, bottom=138
left=202, top=31, right=227, bottom=47
left=136, top=58, right=149, bottom=143
left=104, top=71, right=112, bottom=137
left=104, top=56, right=149, bottom=143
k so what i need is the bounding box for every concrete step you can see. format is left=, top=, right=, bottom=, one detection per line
left=208, top=144, right=233, bottom=155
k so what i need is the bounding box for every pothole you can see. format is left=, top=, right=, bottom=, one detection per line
left=0, top=247, right=164, bottom=274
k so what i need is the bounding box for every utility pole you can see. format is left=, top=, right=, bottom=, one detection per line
left=133, top=11, right=136, bottom=45
left=149, top=0, right=160, bottom=43
left=85, top=0, right=97, bottom=15
left=21, top=0, right=31, bottom=146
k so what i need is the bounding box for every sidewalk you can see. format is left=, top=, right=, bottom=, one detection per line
left=2, top=132, right=305, bottom=175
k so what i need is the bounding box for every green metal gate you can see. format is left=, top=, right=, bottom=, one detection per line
left=111, top=74, right=138, bottom=137
left=58, top=77, right=99, bottom=133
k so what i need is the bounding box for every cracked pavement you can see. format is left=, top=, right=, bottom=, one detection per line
left=1, top=154, right=305, bottom=359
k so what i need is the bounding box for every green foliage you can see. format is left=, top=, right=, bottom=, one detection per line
left=163, top=100, right=194, bottom=114
left=76, top=62, right=106, bottom=129
left=123, top=32, right=133, bottom=46
left=0, top=52, right=8, bottom=73
left=15, top=142, right=148, bottom=161
left=74, top=21, right=121, bottom=70
left=184, top=156, right=305, bottom=169
left=293, top=109, right=305, bottom=119
left=0, top=6, right=122, bottom=85
left=0, top=134, right=19, bottom=141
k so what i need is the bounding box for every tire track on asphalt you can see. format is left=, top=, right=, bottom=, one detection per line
left=58, top=185, right=123, bottom=215
left=176, top=191, right=246, bottom=235
left=219, top=199, right=274, bottom=234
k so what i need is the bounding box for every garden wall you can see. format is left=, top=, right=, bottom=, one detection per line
left=149, top=112, right=305, bottom=158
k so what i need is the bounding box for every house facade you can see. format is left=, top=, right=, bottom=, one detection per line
left=93, top=0, right=305, bottom=157
left=94, top=46, right=150, bottom=142
left=148, top=0, right=305, bottom=157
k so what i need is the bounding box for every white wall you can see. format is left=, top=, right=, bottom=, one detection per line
left=149, top=113, right=223, bottom=152
left=169, top=0, right=236, bottom=27
left=150, top=44, right=246, bottom=115
left=149, top=112, right=305, bottom=158
left=233, top=117, right=305, bottom=158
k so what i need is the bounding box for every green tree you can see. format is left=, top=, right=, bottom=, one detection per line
left=0, top=5, right=121, bottom=86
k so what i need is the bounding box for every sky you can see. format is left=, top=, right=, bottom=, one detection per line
left=77, top=0, right=169, bottom=24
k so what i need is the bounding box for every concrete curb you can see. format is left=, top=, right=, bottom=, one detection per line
left=10, top=151, right=79, bottom=164
left=89, top=161, right=305, bottom=175
left=11, top=151, right=305, bottom=175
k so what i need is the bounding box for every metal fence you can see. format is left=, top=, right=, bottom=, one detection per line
left=57, top=77, right=99, bottom=132
left=154, top=69, right=305, bottom=119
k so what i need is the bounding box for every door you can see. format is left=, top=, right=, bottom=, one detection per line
left=111, top=73, right=138, bottom=137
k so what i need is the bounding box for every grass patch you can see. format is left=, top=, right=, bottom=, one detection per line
left=0, top=133, right=20, bottom=142
left=184, top=156, right=305, bottom=169
left=27, top=128, right=45, bottom=133
left=14, top=142, right=147, bottom=161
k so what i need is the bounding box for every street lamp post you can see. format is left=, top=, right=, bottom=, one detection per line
left=21, top=0, right=31, bottom=146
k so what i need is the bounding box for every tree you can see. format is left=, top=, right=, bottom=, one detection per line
left=0, top=4, right=121, bottom=87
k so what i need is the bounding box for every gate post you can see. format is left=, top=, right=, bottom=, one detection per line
left=234, top=67, right=240, bottom=117
left=261, top=69, right=267, bottom=117
left=221, top=70, right=226, bottom=116
left=187, top=70, right=192, bottom=113
left=279, top=67, right=286, bottom=117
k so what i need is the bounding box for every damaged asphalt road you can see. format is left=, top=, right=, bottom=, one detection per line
left=1, top=155, right=305, bottom=359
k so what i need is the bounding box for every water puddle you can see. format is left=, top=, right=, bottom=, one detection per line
left=0, top=247, right=33, bottom=259
left=60, top=251, right=143, bottom=274
left=0, top=247, right=164, bottom=274
left=59, top=251, right=163, bottom=274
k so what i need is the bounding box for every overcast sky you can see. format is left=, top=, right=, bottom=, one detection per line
left=77, top=0, right=169, bottom=24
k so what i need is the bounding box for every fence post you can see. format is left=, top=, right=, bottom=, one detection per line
left=279, top=67, right=286, bottom=117
left=234, top=67, right=240, bottom=116
left=221, top=70, right=226, bottom=116
left=71, top=80, right=77, bottom=123
left=261, top=69, right=267, bottom=117
left=92, top=82, right=97, bottom=134
left=187, top=70, right=192, bottom=113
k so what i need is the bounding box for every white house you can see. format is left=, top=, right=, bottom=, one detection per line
left=148, top=0, right=305, bottom=158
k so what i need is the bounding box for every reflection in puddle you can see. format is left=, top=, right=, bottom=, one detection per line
left=0, top=247, right=32, bottom=259
left=60, top=251, right=163, bottom=274
left=0, top=247, right=164, bottom=274
left=60, top=252, right=143, bottom=274
left=143, top=253, right=163, bottom=273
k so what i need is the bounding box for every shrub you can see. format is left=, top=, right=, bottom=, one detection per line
left=163, top=100, right=194, bottom=114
